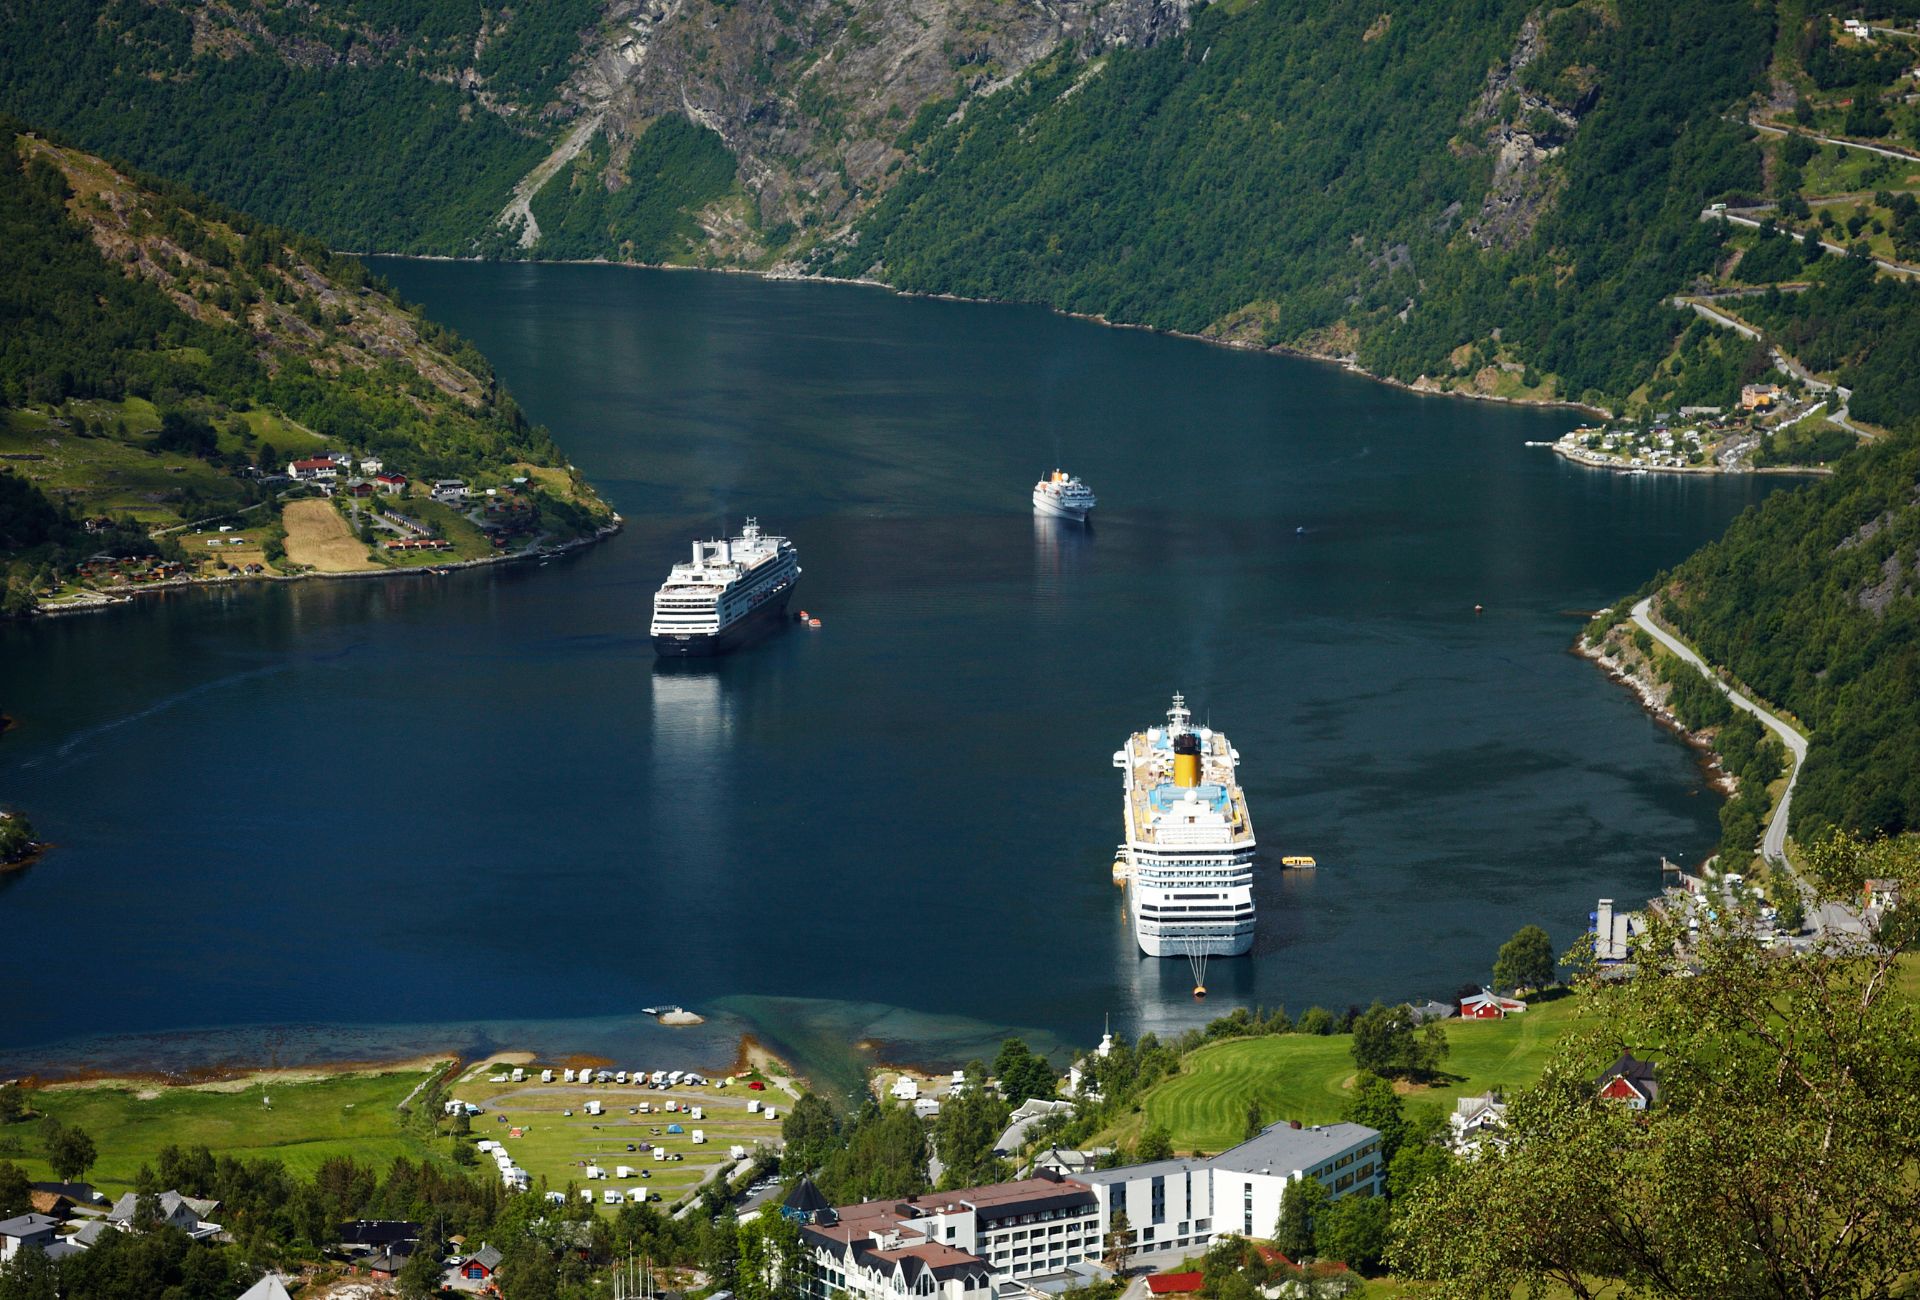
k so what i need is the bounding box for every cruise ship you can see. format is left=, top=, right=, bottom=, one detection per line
left=650, top=519, right=801, bottom=657
left=1032, top=469, right=1096, bottom=522
left=1112, top=693, right=1257, bottom=963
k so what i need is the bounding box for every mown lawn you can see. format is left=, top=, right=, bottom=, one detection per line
left=3, top=1068, right=445, bottom=1193
left=1120, top=996, right=1590, bottom=1153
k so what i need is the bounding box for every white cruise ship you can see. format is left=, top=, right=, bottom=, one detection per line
left=650, top=519, right=801, bottom=657
left=1032, top=469, right=1096, bottom=522
left=1112, top=693, right=1257, bottom=965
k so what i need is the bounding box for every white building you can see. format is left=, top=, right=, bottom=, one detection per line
left=795, top=1119, right=1383, bottom=1297
left=1081, top=1121, right=1383, bottom=1262
left=431, top=479, right=469, bottom=503
left=1448, top=1093, right=1508, bottom=1156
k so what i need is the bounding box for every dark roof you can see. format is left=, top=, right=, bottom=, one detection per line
left=29, top=1182, right=99, bottom=1203
left=783, top=1177, right=831, bottom=1215
left=339, top=1220, right=422, bottom=1247
left=469, top=1243, right=504, bottom=1270
left=1595, top=1051, right=1660, bottom=1101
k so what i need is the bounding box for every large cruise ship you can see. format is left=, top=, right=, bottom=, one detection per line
left=1112, top=693, right=1257, bottom=968
left=650, top=519, right=801, bottom=657
left=1032, top=470, right=1096, bottom=522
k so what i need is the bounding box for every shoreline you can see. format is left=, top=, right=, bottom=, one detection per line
left=358, top=250, right=1615, bottom=421
left=1574, top=621, right=1738, bottom=800
left=10, top=1030, right=799, bottom=1095
left=31, top=516, right=623, bottom=620
left=1549, top=443, right=1833, bottom=478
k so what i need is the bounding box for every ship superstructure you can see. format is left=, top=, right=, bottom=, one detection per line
left=1112, top=693, right=1257, bottom=962
left=650, top=519, right=800, bottom=657
left=1032, top=470, right=1097, bottom=522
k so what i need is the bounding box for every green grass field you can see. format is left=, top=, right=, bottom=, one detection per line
left=2, top=1068, right=445, bottom=1193
left=1110, top=997, right=1589, bottom=1154
left=1, top=406, right=251, bottom=525
left=448, top=1062, right=784, bottom=1213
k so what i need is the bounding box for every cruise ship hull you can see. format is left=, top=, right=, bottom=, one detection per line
left=652, top=589, right=795, bottom=657
left=1032, top=490, right=1092, bottom=522
left=1134, top=924, right=1256, bottom=959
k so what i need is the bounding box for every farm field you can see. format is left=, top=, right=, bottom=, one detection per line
left=448, top=1060, right=785, bottom=1213
left=282, top=498, right=379, bottom=572
left=1111, top=997, right=1589, bottom=1154
left=6, top=1067, right=446, bottom=1193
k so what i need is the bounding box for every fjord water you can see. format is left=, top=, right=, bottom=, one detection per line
left=0, top=262, right=1787, bottom=1081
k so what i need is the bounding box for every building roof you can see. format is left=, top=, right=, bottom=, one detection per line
left=1077, top=1155, right=1213, bottom=1188
left=0, top=1214, right=60, bottom=1238
left=339, top=1220, right=421, bottom=1247
left=71, top=1220, right=112, bottom=1246
left=29, top=1181, right=100, bottom=1204
left=236, top=1274, right=295, bottom=1300
left=291, top=458, right=336, bottom=470
left=107, top=1190, right=214, bottom=1225
left=783, top=1177, right=831, bottom=1216
left=1208, top=1121, right=1380, bottom=1176
left=1146, top=1272, right=1205, bottom=1295
left=468, top=1243, right=504, bottom=1270
left=42, top=1240, right=85, bottom=1262
left=1595, top=1051, right=1659, bottom=1103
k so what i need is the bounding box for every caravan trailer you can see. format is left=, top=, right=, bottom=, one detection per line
left=653, top=1146, right=666, bottom=1161
left=585, top=1100, right=604, bottom=1116
left=689, top=1106, right=703, bottom=1120
left=747, top=1099, right=761, bottom=1113
left=511, top=1067, right=525, bottom=1083
left=691, top=1130, right=706, bottom=1144
left=616, top=1071, right=628, bottom=1084
left=541, top=1068, right=555, bottom=1083
left=564, top=1068, right=577, bottom=1083
left=616, top=1166, right=636, bottom=1179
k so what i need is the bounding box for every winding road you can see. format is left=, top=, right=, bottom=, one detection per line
left=1630, top=597, right=1809, bottom=865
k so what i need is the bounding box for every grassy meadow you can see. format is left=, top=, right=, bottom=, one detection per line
left=1102, top=995, right=1590, bottom=1154
left=3, top=1067, right=446, bottom=1193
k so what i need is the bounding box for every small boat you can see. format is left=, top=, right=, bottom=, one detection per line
left=1281, top=855, right=1317, bottom=869
left=808, top=618, right=821, bottom=628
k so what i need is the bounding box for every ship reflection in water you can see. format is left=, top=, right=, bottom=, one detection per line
left=1033, top=514, right=1094, bottom=621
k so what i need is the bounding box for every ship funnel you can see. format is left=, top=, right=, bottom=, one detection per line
left=1173, top=731, right=1201, bottom=789
left=692, top=541, right=704, bottom=566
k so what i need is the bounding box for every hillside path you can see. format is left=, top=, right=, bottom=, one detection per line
left=1629, top=597, right=1808, bottom=865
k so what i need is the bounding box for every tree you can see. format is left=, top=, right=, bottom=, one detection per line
left=1338, top=1073, right=1405, bottom=1162
left=1273, top=1176, right=1328, bottom=1258
left=0, top=1162, right=29, bottom=1218
left=781, top=1093, right=839, bottom=1175
left=44, top=1121, right=95, bottom=1184
left=934, top=1063, right=1010, bottom=1190
left=700, top=1217, right=741, bottom=1296
left=1136, top=1125, right=1174, bottom=1162
left=1391, top=831, right=1920, bottom=1298
left=1491, top=925, right=1556, bottom=993
left=1315, top=1194, right=1390, bottom=1273
left=132, top=1164, right=160, bottom=1231
left=736, top=1210, right=804, bottom=1300
left=1103, top=1209, right=1133, bottom=1273
left=0, top=1085, right=26, bottom=1124
left=1297, top=1007, right=1336, bottom=1036
left=993, top=1039, right=1058, bottom=1106
left=1350, top=1003, right=1448, bottom=1080
left=397, top=1224, right=444, bottom=1299
left=1242, top=1100, right=1265, bottom=1143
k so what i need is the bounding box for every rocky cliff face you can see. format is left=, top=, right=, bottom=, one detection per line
left=548, top=0, right=1193, bottom=260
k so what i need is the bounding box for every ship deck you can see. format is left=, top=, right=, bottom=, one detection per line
left=1121, top=730, right=1255, bottom=847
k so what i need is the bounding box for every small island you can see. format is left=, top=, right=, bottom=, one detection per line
left=0, top=808, right=41, bottom=871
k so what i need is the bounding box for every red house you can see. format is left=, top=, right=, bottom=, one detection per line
left=1146, top=1272, right=1205, bottom=1295
left=1459, top=988, right=1527, bottom=1020
left=460, top=1243, right=503, bottom=1281
left=1595, top=1051, right=1659, bottom=1110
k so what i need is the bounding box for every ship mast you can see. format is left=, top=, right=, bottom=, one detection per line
left=1167, top=692, right=1191, bottom=736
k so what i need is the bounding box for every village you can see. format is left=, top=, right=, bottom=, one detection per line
left=1545, top=381, right=1845, bottom=474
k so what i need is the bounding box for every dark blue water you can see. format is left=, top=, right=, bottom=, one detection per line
left=0, top=263, right=1789, bottom=1082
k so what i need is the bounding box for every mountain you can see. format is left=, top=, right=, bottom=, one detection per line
left=0, top=124, right=614, bottom=613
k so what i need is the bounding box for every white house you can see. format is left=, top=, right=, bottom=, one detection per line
left=287, top=458, right=339, bottom=483
left=431, top=479, right=469, bottom=503
left=0, top=1214, right=58, bottom=1262
left=1447, top=1093, right=1508, bottom=1156
left=358, top=457, right=384, bottom=475
left=105, top=1191, right=222, bottom=1240
left=889, top=1075, right=919, bottom=1101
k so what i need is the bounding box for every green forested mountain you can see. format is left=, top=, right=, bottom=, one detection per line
left=1652, top=432, right=1920, bottom=838
left=0, top=124, right=612, bottom=612
left=834, top=0, right=1768, bottom=407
